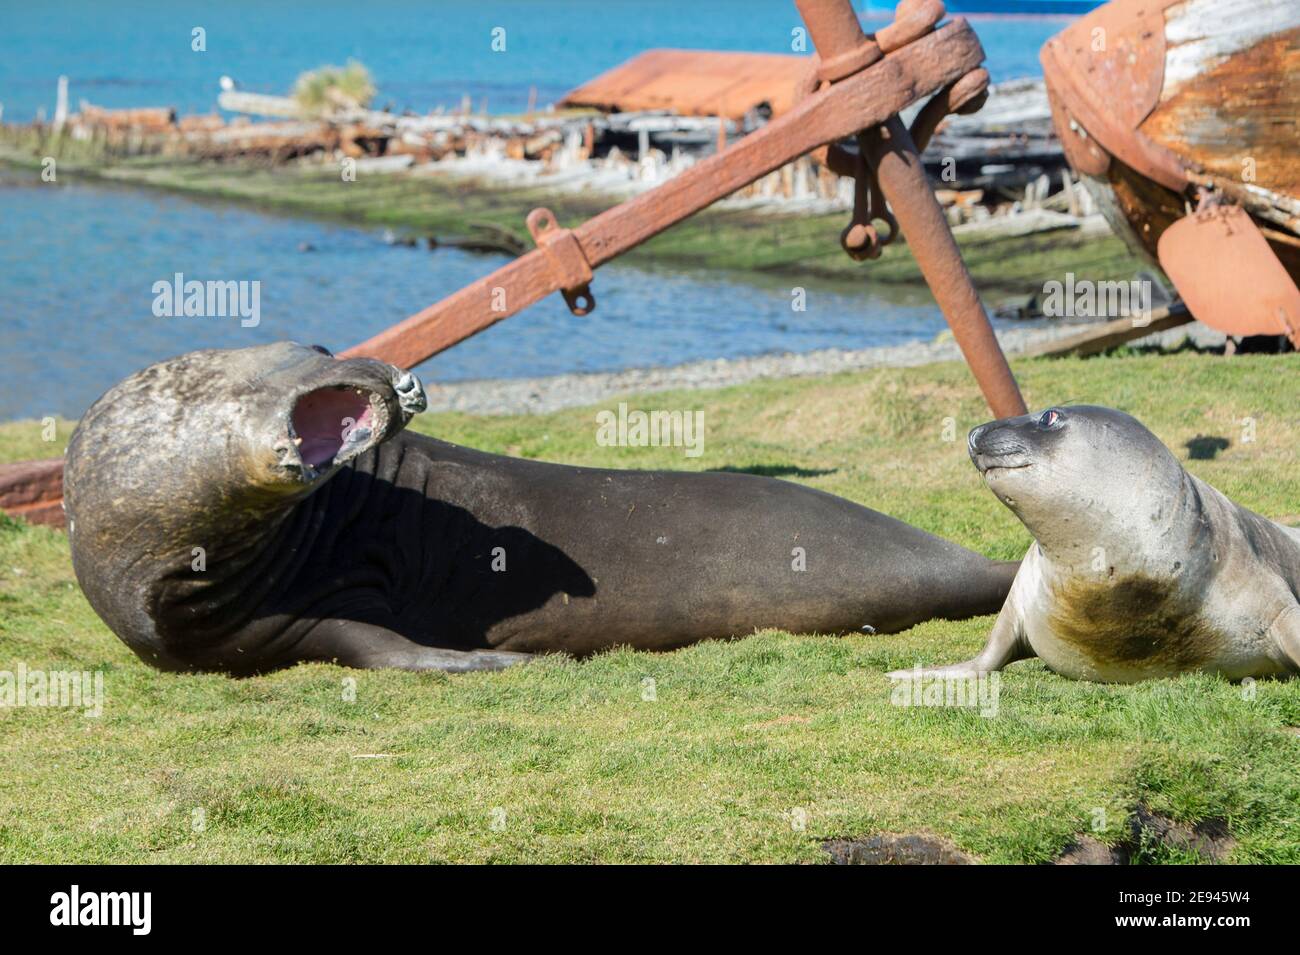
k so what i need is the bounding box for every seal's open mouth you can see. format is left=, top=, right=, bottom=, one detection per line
left=289, top=385, right=387, bottom=470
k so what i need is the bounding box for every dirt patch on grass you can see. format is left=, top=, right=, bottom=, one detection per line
left=822, top=832, right=974, bottom=865
left=1056, top=805, right=1235, bottom=864
left=753, top=714, right=812, bottom=728
left=825, top=806, right=1235, bottom=865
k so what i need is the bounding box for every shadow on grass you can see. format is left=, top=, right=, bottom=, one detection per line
left=709, top=465, right=836, bottom=479
left=1184, top=435, right=1230, bottom=460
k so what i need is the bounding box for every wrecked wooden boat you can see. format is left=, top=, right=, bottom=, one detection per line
left=1041, top=0, right=1300, bottom=346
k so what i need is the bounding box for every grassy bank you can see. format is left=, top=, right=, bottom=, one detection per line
left=2, top=351, right=1299, bottom=863
left=0, top=129, right=1146, bottom=301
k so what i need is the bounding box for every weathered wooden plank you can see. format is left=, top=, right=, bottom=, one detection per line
left=1019, top=304, right=1193, bottom=359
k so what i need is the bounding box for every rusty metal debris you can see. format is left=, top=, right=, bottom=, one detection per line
left=77, top=105, right=177, bottom=132
left=862, top=115, right=1025, bottom=418
left=343, top=0, right=1027, bottom=418
left=526, top=208, right=595, bottom=317
left=559, top=49, right=811, bottom=120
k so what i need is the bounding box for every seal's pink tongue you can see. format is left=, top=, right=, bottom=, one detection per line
left=291, top=388, right=376, bottom=467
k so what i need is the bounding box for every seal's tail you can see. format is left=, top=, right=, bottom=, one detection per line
left=930, top=556, right=1019, bottom=623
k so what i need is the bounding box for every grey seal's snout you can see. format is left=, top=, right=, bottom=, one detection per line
left=968, top=415, right=1039, bottom=474
left=967, top=423, right=989, bottom=463
left=968, top=421, right=1021, bottom=470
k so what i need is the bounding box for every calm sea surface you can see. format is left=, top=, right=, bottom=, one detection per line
left=0, top=167, right=963, bottom=420
left=0, top=3, right=1072, bottom=421
left=0, top=1, right=1066, bottom=120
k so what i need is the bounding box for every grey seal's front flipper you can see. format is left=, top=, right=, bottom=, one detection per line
left=888, top=551, right=1037, bottom=679
left=887, top=587, right=1034, bottom=679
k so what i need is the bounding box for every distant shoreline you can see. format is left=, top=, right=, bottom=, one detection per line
left=0, top=143, right=1146, bottom=302
left=426, top=322, right=1225, bottom=417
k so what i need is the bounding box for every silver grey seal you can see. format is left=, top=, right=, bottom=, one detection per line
left=892, top=405, right=1300, bottom=683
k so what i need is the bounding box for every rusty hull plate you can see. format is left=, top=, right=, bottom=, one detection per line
left=1040, top=0, right=1186, bottom=191
left=1157, top=205, right=1300, bottom=346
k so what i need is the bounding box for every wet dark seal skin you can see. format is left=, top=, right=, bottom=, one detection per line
left=65, top=342, right=1018, bottom=675
left=891, top=405, right=1300, bottom=683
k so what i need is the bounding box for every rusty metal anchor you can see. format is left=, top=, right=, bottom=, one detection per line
left=342, top=0, right=1026, bottom=419
left=795, top=0, right=1019, bottom=414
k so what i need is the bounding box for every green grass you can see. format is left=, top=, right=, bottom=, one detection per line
left=2, top=351, right=1299, bottom=863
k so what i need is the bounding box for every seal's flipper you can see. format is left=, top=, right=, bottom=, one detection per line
left=887, top=590, right=1032, bottom=679
left=302, top=619, right=533, bottom=672
left=1269, top=605, right=1300, bottom=675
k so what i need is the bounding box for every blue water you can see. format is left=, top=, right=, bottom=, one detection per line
left=0, top=167, right=962, bottom=421
left=0, top=1, right=1068, bottom=122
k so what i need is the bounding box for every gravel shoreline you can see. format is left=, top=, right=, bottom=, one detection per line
left=424, top=321, right=1224, bottom=416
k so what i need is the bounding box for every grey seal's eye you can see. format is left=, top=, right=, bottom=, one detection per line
left=1038, top=409, right=1062, bottom=427
left=310, top=345, right=333, bottom=356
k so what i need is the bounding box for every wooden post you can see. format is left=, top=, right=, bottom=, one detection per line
left=53, top=76, right=68, bottom=130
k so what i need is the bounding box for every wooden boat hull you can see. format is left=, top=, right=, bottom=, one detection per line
left=1041, top=0, right=1300, bottom=341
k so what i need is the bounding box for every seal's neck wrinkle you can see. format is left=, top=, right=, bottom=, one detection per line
left=144, top=505, right=303, bottom=653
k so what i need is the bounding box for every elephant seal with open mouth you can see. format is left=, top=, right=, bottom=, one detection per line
left=892, top=406, right=1300, bottom=683
left=64, top=342, right=1017, bottom=675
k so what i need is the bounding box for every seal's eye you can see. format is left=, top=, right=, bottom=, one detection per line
left=1038, top=409, right=1062, bottom=428
left=310, top=344, right=333, bottom=357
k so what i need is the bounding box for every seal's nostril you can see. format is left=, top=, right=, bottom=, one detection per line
left=395, top=372, right=416, bottom=393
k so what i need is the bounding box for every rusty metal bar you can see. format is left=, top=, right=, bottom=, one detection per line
left=794, top=0, right=880, bottom=81
left=341, top=19, right=984, bottom=370
left=795, top=0, right=867, bottom=61
left=0, top=458, right=65, bottom=528
left=861, top=115, right=1026, bottom=417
